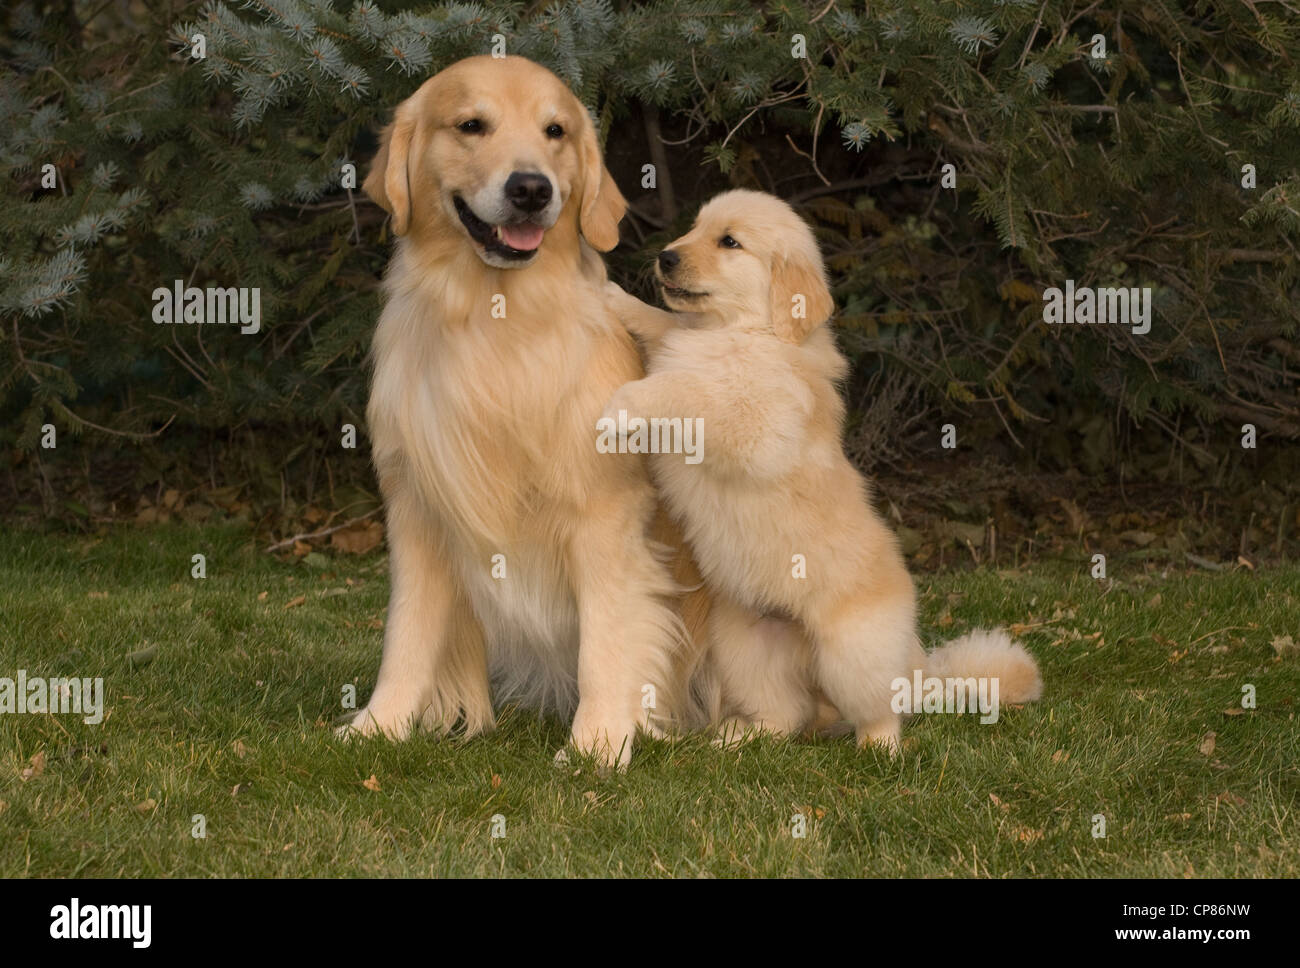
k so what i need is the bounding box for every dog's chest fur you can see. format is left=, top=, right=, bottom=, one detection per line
left=368, top=251, right=644, bottom=708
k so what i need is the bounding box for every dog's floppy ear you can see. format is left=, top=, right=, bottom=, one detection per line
left=769, top=244, right=834, bottom=343
left=578, top=112, right=627, bottom=251
left=364, top=107, right=417, bottom=236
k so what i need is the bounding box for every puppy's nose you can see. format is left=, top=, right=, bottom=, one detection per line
left=657, top=249, right=680, bottom=273
left=504, top=172, right=553, bottom=213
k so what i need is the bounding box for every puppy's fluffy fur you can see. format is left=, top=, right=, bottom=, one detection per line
left=605, top=189, right=1042, bottom=751
left=353, top=55, right=714, bottom=766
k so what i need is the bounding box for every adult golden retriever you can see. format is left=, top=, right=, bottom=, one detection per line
left=603, top=190, right=1043, bottom=751
left=347, top=55, right=711, bottom=766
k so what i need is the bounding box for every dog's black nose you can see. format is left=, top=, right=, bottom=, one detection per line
left=504, top=172, right=553, bottom=213
left=657, top=249, right=680, bottom=273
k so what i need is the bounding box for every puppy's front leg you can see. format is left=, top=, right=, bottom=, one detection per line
left=566, top=500, right=681, bottom=768
left=602, top=371, right=704, bottom=431
left=604, top=280, right=684, bottom=347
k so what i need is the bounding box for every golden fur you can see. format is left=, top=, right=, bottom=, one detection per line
left=350, top=55, right=714, bottom=766
left=604, top=190, right=1043, bottom=751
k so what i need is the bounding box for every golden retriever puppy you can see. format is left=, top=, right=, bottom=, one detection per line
left=603, top=190, right=1042, bottom=751
left=351, top=55, right=713, bottom=767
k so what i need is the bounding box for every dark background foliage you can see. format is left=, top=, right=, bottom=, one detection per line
left=2, top=0, right=1298, bottom=563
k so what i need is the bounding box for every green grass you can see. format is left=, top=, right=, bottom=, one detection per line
left=1, top=523, right=1297, bottom=877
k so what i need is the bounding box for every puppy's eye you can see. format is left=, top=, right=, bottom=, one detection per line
left=545, top=123, right=565, bottom=139
left=456, top=119, right=484, bottom=134
left=719, top=234, right=742, bottom=249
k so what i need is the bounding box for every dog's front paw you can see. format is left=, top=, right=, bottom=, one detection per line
left=569, top=705, right=636, bottom=771
left=335, top=705, right=414, bottom=742
left=856, top=717, right=901, bottom=757
left=711, top=717, right=758, bottom=749
left=711, top=717, right=793, bottom=749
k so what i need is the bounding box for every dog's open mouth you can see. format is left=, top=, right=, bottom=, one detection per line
left=454, top=195, right=544, bottom=260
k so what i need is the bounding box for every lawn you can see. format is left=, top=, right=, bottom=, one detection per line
left=1, top=523, right=1296, bottom=877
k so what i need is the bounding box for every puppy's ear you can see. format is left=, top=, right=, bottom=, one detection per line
left=769, top=245, right=834, bottom=343
left=364, top=109, right=416, bottom=236
left=578, top=113, right=627, bottom=251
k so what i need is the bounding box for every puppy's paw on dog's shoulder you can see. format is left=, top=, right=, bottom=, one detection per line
left=602, top=278, right=634, bottom=308
left=599, top=381, right=646, bottom=431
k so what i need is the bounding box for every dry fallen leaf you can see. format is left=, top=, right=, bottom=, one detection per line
left=257, top=590, right=268, bottom=601
left=135, top=798, right=157, bottom=813
left=1120, top=530, right=1157, bottom=547
left=20, top=751, right=46, bottom=781
left=1222, top=707, right=1245, bottom=717
left=989, top=792, right=1009, bottom=811
left=490, top=773, right=502, bottom=789
left=362, top=774, right=381, bottom=792
left=1199, top=731, right=1216, bottom=756
left=1014, top=825, right=1044, bottom=844
left=331, top=520, right=385, bottom=555
left=1051, top=748, right=1070, bottom=763
left=1271, top=635, right=1298, bottom=658
left=232, top=739, right=248, bottom=759
left=284, top=595, right=306, bottom=610
left=1055, top=497, right=1088, bottom=532
left=231, top=784, right=243, bottom=797
left=1213, top=791, right=1246, bottom=807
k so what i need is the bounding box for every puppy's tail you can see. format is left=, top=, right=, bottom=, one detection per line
left=924, top=628, right=1043, bottom=705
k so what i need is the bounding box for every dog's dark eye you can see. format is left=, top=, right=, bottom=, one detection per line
left=719, top=234, right=741, bottom=249
left=457, top=119, right=484, bottom=134
left=545, top=123, right=564, bottom=139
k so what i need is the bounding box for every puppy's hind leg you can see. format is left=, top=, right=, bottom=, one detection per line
left=807, top=587, right=923, bottom=756
left=709, top=595, right=816, bottom=742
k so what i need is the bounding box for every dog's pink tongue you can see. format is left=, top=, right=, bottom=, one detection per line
left=499, top=224, right=544, bottom=251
